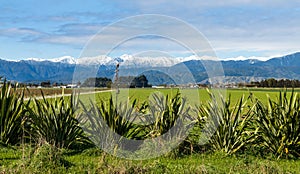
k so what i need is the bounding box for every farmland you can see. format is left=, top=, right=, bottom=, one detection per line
left=1, top=85, right=300, bottom=173
left=15, top=87, right=110, bottom=98
left=21, top=87, right=298, bottom=103
left=84, top=87, right=296, bottom=105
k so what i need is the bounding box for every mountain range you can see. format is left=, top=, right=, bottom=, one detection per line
left=1, top=52, right=300, bottom=85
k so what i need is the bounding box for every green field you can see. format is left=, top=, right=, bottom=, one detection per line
left=79, top=87, right=296, bottom=106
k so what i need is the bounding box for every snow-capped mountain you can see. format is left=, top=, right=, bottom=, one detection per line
left=50, top=56, right=76, bottom=64
left=25, top=56, right=76, bottom=64
left=76, top=54, right=219, bottom=67
left=24, top=54, right=215, bottom=67
left=3, top=54, right=274, bottom=67
left=76, top=54, right=180, bottom=67
left=1, top=52, right=300, bottom=84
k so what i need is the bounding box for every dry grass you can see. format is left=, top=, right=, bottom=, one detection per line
left=14, top=88, right=109, bottom=98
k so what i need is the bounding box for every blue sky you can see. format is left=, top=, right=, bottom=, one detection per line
left=1, top=1, right=300, bottom=60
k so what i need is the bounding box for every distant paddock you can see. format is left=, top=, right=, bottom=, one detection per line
left=13, top=87, right=110, bottom=98
left=11, top=87, right=300, bottom=105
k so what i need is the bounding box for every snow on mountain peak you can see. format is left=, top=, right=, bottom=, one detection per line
left=22, top=54, right=270, bottom=67
left=76, top=54, right=182, bottom=67
left=51, top=56, right=76, bottom=64
left=119, top=54, right=133, bottom=61
left=221, top=56, right=271, bottom=61
left=26, top=57, right=46, bottom=62
left=21, top=54, right=220, bottom=67
left=25, top=56, right=76, bottom=64
left=76, top=55, right=116, bottom=65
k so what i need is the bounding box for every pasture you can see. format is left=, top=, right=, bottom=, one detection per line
left=84, top=87, right=294, bottom=106
left=23, top=87, right=296, bottom=105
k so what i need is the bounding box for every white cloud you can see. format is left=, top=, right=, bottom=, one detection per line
left=36, top=35, right=90, bottom=45
left=0, top=28, right=42, bottom=37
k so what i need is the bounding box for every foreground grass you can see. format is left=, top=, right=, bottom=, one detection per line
left=1, top=146, right=300, bottom=173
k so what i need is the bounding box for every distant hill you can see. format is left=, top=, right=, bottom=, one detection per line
left=1, top=52, right=300, bottom=85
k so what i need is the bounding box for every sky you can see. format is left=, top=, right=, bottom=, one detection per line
left=0, top=0, right=300, bottom=60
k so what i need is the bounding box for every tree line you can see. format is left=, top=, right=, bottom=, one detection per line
left=0, top=74, right=151, bottom=88
left=250, top=78, right=300, bottom=88
left=82, top=75, right=151, bottom=88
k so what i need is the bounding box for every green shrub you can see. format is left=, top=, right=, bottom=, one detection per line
left=136, top=92, right=193, bottom=158
left=0, top=79, right=27, bottom=145
left=253, top=91, right=300, bottom=159
left=27, top=93, right=87, bottom=149
left=144, top=92, right=191, bottom=138
left=79, top=96, right=143, bottom=150
left=199, top=93, right=255, bottom=154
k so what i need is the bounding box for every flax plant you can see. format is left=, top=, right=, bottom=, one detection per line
left=200, top=93, right=255, bottom=154
left=253, top=91, right=300, bottom=158
left=79, top=97, right=143, bottom=150
left=143, top=92, right=192, bottom=138
left=0, top=79, right=27, bottom=145
left=27, top=92, right=86, bottom=149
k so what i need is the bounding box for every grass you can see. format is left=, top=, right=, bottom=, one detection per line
left=16, top=87, right=296, bottom=104
left=28, top=87, right=290, bottom=107
left=1, top=146, right=300, bottom=173
left=89, top=88, right=285, bottom=106
left=59, top=151, right=300, bottom=173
